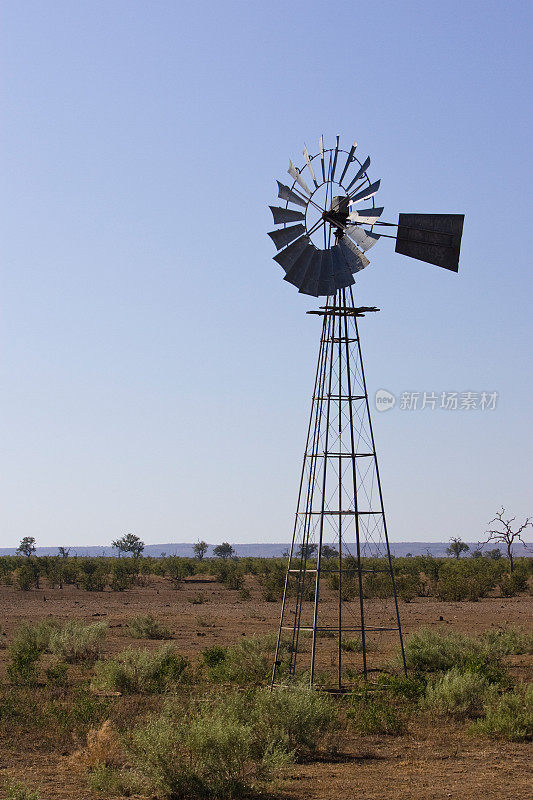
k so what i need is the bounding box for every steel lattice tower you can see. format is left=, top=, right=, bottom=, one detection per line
left=272, top=287, right=406, bottom=689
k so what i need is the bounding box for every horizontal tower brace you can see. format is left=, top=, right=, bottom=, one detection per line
left=288, top=568, right=392, bottom=574
left=305, top=452, right=375, bottom=458
left=281, top=626, right=400, bottom=633
left=296, top=510, right=382, bottom=515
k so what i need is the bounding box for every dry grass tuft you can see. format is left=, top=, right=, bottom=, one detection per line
left=71, top=719, right=125, bottom=769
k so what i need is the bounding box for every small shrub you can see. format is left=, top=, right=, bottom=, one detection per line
left=49, top=620, right=107, bottom=663
left=128, top=686, right=336, bottom=798
left=110, top=559, right=135, bottom=591
left=127, top=615, right=171, bottom=640
left=201, top=645, right=227, bottom=669
left=78, top=559, right=108, bottom=591
left=479, top=627, right=533, bottom=657
left=375, top=672, right=427, bottom=701
left=6, top=622, right=55, bottom=685
left=15, top=562, right=36, bottom=591
left=348, top=688, right=409, bottom=735
left=45, top=659, right=69, bottom=686
left=424, top=669, right=489, bottom=719
left=396, top=573, right=422, bottom=602
left=340, top=637, right=363, bottom=653
left=403, top=628, right=484, bottom=672
left=87, top=765, right=143, bottom=795
left=470, top=684, right=533, bottom=741
left=499, top=572, right=527, bottom=597
left=129, top=706, right=277, bottom=798
left=92, top=645, right=189, bottom=694
left=3, top=781, right=40, bottom=800
left=363, top=572, right=393, bottom=599
left=202, top=634, right=276, bottom=684
left=250, top=685, right=339, bottom=758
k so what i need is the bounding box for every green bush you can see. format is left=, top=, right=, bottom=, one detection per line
left=201, top=634, right=277, bottom=684
left=348, top=685, right=409, bottom=735
left=363, top=572, right=393, bottom=599
left=128, top=686, right=337, bottom=798
left=424, top=669, right=489, bottom=719
left=403, top=628, right=484, bottom=672
left=129, top=705, right=277, bottom=798
left=126, top=615, right=171, bottom=640
left=87, top=765, right=144, bottom=795
left=6, top=621, right=57, bottom=685
left=110, top=559, right=136, bottom=591
left=470, top=683, right=533, bottom=741
left=340, top=637, right=364, bottom=653
left=49, top=620, right=107, bottom=663
left=78, top=559, right=107, bottom=591
left=15, top=561, right=40, bottom=591
left=250, top=685, right=338, bottom=758
left=45, top=659, right=69, bottom=686
left=478, top=627, right=533, bottom=657
left=2, top=780, right=40, bottom=800
left=92, top=645, right=189, bottom=694
left=499, top=572, right=527, bottom=597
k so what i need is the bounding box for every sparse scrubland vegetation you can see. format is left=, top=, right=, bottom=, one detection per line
left=0, top=551, right=531, bottom=601
left=0, top=553, right=530, bottom=798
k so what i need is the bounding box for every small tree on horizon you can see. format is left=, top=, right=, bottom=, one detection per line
left=480, top=507, right=531, bottom=572
left=213, top=542, right=235, bottom=560
left=58, top=546, right=70, bottom=559
left=321, top=544, right=338, bottom=560
left=296, top=542, right=318, bottom=560
left=193, top=540, right=209, bottom=560
left=16, top=536, right=36, bottom=557
left=112, top=533, right=145, bottom=558
left=446, top=537, right=469, bottom=559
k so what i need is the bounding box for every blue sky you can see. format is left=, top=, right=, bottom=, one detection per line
left=1, top=0, right=532, bottom=548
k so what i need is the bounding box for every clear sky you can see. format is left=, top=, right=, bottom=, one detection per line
left=1, top=0, right=532, bottom=548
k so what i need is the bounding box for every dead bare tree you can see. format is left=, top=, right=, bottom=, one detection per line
left=481, top=507, right=531, bottom=572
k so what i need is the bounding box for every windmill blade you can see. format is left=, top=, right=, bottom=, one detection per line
left=299, top=249, right=323, bottom=297
left=317, top=250, right=335, bottom=297
left=319, top=135, right=325, bottom=181
left=395, top=213, right=464, bottom=272
left=284, top=245, right=319, bottom=289
left=338, top=236, right=370, bottom=273
left=331, top=246, right=355, bottom=289
left=338, top=141, right=357, bottom=185
left=288, top=161, right=312, bottom=196
left=269, top=206, right=306, bottom=225
left=268, top=224, right=306, bottom=251
left=349, top=206, right=384, bottom=224
left=331, top=135, right=340, bottom=182
left=303, top=145, right=318, bottom=188
left=346, top=224, right=380, bottom=251
left=349, top=179, right=381, bottom=204
left=345, top=156, right=371, bottom=192
left=273, top=235, right=310, bottom=273
left=277, top=180, right=307, bottom=208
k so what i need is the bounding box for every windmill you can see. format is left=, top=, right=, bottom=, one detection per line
left=268, top=136, right=464, bottom=690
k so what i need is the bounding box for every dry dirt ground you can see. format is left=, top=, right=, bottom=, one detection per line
left=0, top=577, right=531, bottom=800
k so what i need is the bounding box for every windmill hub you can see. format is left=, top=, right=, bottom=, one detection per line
left=323, top=196, right=350, bottom=229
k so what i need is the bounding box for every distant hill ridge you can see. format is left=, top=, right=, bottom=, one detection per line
left=0, top=541, right=522, bottom=558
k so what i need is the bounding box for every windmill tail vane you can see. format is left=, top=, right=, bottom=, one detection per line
left=267, top=135, right=464, bottom=690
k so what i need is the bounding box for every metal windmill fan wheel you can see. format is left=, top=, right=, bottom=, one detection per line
left=268, top=136, right=383, bottom=297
